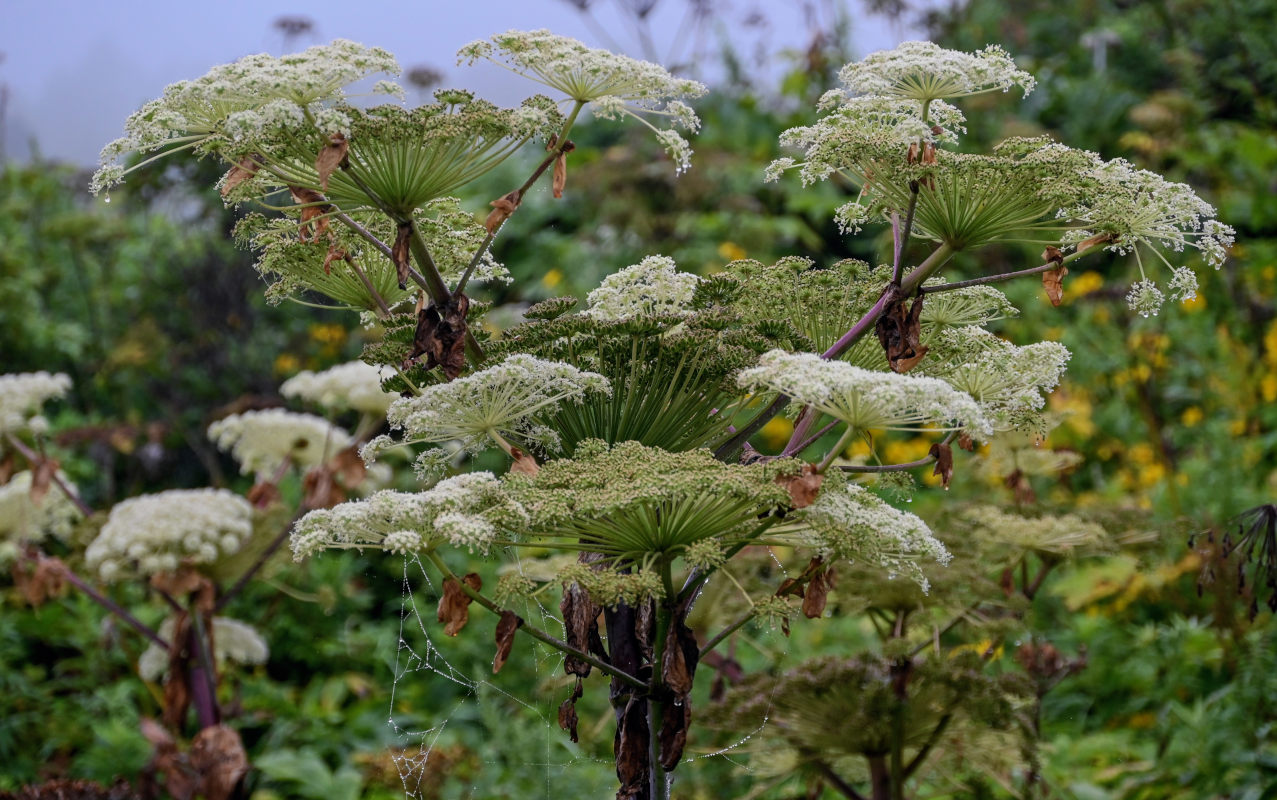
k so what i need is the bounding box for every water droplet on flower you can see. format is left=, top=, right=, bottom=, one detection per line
left=103, top=195, right=111, bottom=203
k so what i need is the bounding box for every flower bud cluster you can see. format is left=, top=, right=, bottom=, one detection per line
left=0, top=471, right=83, bottom=563
left=280, top=361, right=395, bottom=416
left=138, top=616, right=269, bottom=681
left=583, top=255, right=701, bottom=321
left=208, top=409, right=353, bottom=477
left=0, top=372, right=71, bottom=434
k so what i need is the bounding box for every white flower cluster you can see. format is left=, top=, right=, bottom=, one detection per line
left=458, top=29, right=706, bottom=171
left=0, top=471, right=83, bottom=563
left=208, top=409, right=353, bottom=476
left=838, top=41, right=1035, bottom=103
left=366, top=355, right=610, bottom=463
left=737, top=350, right=991, bottom=436
left=964, top=505, right=1108, bottom=557
left=138, top=616, right=269, bottom=681
left=788, top=483, right=950, bottom=591
left=0, top=372, right=71, bottom=434
left=85, top=489, right=253, bottom=582
left=280, top=361, right=396, bottom=416
left=921, top=329, right=1070, bottom=432
left=94, top=40, right=400, bottom=194
left=291, top=472, right=525, bottom=558
left=584, top=255, right=701, bottom=321
left=1126, top=279, right=1166, bottom=318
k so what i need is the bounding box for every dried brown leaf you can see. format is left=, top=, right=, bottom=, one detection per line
left=330, top=445, right=367, bottom=487
left=775, top=463, right=823, bottom=509
left=302, top=465, right=346, bottom=509
left=659, top=699, right=692, bottom=771
left=776, top=577, right=805, bottom=598
left=314, top=133, right=348, bottom=192
left=929, top=442, right=953, bottom=489
left=492, top=610, right=523, bottom=674
left=28, top=457, right=58, bottom=506
left=0, top=451, right=15, bottom=485
left=437, top=573, right=482, bottom=636
left=484, top=190, right=521, bottom=234
left=560, top=577, right=601, bottom=678
left=552, top=152, right=567, bottom=199
left=162, top=615, right=193, bottom=729
left=322, top=245, right=346, bottom=276
left=289, top=186, right=330, bottom=243
left=246, top=481, right=282, bottom=510
left=876, top=291, right=929, bottom=373
left=509, top=447, right=540, bottom=476
left=13, top=555, right=68, bottom=607
left=151, top=568, right=213, bottom=607
left=220, top=154, right=261, bottom=198
left=390, top=221, right=411, bottom=290
left=557, top=678, right=583, bottom=743
left=614, top=696, right=650, bottom=798
left=957, top=432, right=976, bottom=452
left=801, top=557, right=832, bottom=621
left=1074, top=232, right=1114, bottom=254
left=1042, top=264, right=1069, bottom=307
left=408, top=294, right=470, bottom=380
left=189, top=724, right=248, bottom=800
left=661, top=619, right=698, bottom=698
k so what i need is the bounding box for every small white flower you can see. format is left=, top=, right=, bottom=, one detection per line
left=0, top=471, right=83, bottom=560
left=1168, top=266, right=1199, bottom=302
left=839, top=41, right=1035, bottom=103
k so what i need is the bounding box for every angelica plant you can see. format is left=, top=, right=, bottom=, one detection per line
left=83, top=30, right=1235, bottom=800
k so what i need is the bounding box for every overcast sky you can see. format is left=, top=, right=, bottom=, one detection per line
left=0, top=0, right=916, bottom=165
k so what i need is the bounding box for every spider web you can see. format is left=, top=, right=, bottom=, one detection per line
left=385, top=548, right=796, bottom=799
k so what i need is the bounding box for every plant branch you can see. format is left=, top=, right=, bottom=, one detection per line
left=422, top=550, right=646, bottom=690
left=842, top=429, right=955, bottom=472
left=215, top=508, right=308, bottom=613
left=814, top=760, right=869, bottom=800
left=902, top=713, right=954, bottom=780
left=4, top=433, right=93, bottom=517
left=406, top=220, right=485, bottom=363
left=782, top=419, right=840, bottom=459
left=343, top=254, right=391, bottom=317
left=919, top=248, right=1086, bottom=294
left=891, top=180, right=921, bottom=287
left=699, top=610, right=755, bottom=658
left=48, top=555, right=168, bottom=649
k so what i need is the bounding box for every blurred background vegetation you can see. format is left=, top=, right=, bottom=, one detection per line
left=2, top=0, right=1276, bottom=797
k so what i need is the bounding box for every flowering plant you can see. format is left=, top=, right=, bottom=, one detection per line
left=8, top=30, right=1230, bottom=800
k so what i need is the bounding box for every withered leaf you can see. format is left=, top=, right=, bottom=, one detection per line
left=314, top=132, right=349, bottom=192
left=152, top=567, right=215, bottom=611
left=13, top=555, right=67, bottom=607
left=929, top=442, right=954, bottom=489
left=552, top=152, right=567, bottom=199
left=775, top=463, right=823, bottom=509
left=557, top=678, right=583, bottom=743
left=906, top=141, right=919, bottom=164
left=661, top=619, right=698, bottom=698
left=0, top=451, right=15, bottom=485
left=703, top=651, right=745, bottom=701
left=484, top=190, right=522, bottom=234
left=659, top=699, right=692, bottom=771
left=560, top=577, right=601, bottom=678
left=614, top=696, right=650, bottom=799
left=492, top=610, right=523, bottom=674
left=289, top=186, right=330, bottom=242
left=408, top=294, right=470, bottom=380
left=875, top=291, right=929, bottom=373
left=802, top=559, right=833, bottom=619
left=190, top=724, right=248, bottom=800
left=302, top=465, right=346, bottom=509
left=392, top=222, right=413, bottom=290
left=1004, top=468, right=1036, bottom=505
left=141, top=716, right=196, bottom=800
left=999, top=567, right=1015, bottom=598
left=330, top=445, right=367, bottom=487
left=1042, top=264, right=1069, bottom=307
left=957, top=432, right=976, bottom=452
left=246, top=481, right=282, bottom=509
left=1074, top=232, right=1114, bottom=254
left=163, top=615, right=193, bottom=729
left=437, top=573, right=482, bottom=636
left=509, top=447, right=540, bottom=477
left=220, top=154, right=262, bottom=198
left=322, top=245, right=346, bottom=276
left=28, top=457, right=58, bottom=506
left=921, top=141, right=937, bottom=165
left=776, top=577, right=805, bottom=598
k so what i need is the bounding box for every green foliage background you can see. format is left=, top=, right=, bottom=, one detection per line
left=2, top=1, right=1276, bottom=797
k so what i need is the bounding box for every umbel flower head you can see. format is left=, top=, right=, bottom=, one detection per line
left=208, top=409, right=353, bottom=477
left=776, top=480, right=950, bottom=591
left=93, top=40, right=401, bottom=194
left=290, top=472, right=527, bottom=558
left=0, top=471, right=83, bottom=563
left=583, top=255, right=701, bottom=321
left=506, top=440, right=793, bottom=565
left=281, top=361, right=396, bottom=416
left=85, top=489, right=253, bottom=582
left=0, top=372, right=71, bottom=434
left=737, top=350, right=991, bottom=437
left=139, top=617, right=269, bottom=681
left=838, top=40, right=1036, bottom=104
left=459, top=29, right=706, bottom=171
left=362, top=355, right=611, bottom=468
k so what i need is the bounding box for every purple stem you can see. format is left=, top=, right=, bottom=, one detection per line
left=56, top=560, right=169, bottom=649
